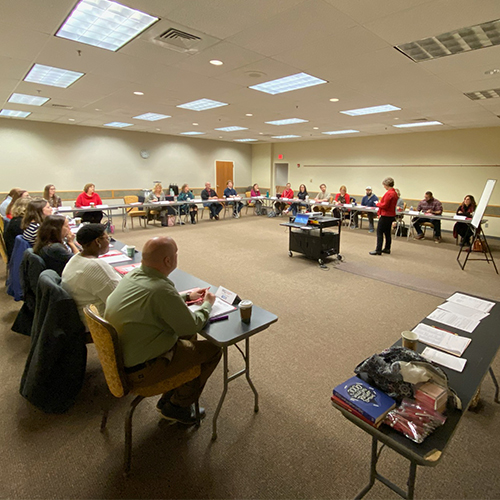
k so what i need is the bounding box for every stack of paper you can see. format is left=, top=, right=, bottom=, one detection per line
left=412, top=323, right=471, bottom=357
left=446, top=293, right=495, bottom=313
left=426, top=309, right=479, bottom=334
left=421, top=347, right=467, bottom=372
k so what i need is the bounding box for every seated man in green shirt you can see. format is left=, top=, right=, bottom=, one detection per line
left=105, top=236, right=222, bottom=425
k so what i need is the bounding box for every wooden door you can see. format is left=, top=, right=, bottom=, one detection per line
left=216, top=161, right=234, bottom=196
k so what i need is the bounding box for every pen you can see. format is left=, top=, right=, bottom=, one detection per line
left=210, top=315, right=229, bottom=323
left=431, top=325, right=457, bottom=336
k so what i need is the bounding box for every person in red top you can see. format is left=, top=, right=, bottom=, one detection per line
left=75, top=183, right=103, bottom=223
left=370, top=177, right=398, bottom=256
left=276, top=183, right=294, bottom=215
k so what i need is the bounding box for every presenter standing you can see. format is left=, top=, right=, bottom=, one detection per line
left=369, top=177, right=398, bottom=256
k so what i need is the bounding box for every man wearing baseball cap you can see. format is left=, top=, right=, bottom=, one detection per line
left=352, top=186, right=379, bottom=232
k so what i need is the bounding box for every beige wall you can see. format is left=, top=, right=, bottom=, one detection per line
left=253, top=127, right=500, bottom=236
left=0, top=120, right=252, bottom=192
left=251, top=143, right=273, bottom=191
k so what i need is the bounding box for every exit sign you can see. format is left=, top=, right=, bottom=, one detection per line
left=278, top=154, right=284, bottom=160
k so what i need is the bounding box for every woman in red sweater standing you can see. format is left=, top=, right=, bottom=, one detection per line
left=370, top=177, right=398, bottom=256
left=75, top=183, right=103, bottom=223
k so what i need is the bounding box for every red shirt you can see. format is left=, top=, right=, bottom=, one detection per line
left=281, top=188, right=293, bottom=199
left=75, top=192, right=103, bottom=208
left=377, top=188, right=398, bottom=217
left=335, top=193, right=351, bottom=204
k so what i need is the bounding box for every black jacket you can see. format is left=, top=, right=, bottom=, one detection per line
left=20, top=270, right=87, bottom=413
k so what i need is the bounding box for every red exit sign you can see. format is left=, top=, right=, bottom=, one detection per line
left=278, top=154, right=284, bottom=160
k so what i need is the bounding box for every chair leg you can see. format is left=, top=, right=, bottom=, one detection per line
left=194, top=399, right=201, bottom=427
left=124, top=395, right=145, bottom=477
left=101, top=408, right=109, bottom=431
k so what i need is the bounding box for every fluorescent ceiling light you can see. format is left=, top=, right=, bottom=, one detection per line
left=329, top=98, right=339, bottom=102
left=0, top=109, right=31, bottom=118
left=272, top=135, right=301, bottom=139
left=265, top=118, right=308, bottom=126
left=133, top=112, right=171, bottom=121
left=245, top=113, right=253, bottom=116
left=24, top=64, right=84, bottom=88
left=210, top=60, right=223, bottom=66
left=133, top=91, right=144, bottom=96
left=464, top=88, right=500, bottom=100
left=249, top=72, right=326, bottom=95
left=393, top=121, right=443, bottom=128
left=215, top=126, right=248, bottom=132
left=322, top=129, right=360, bottom=135
left=177, top=98, right=228, bottom=111
left=8, top=93, right=50, bottom=106
left=340, top=104, right=400, bottom=116
left=396, top=18, right=500, bottom=62
left=104, top=121, right=133, bottom=127
left=234, top=138, right=257, bottom=142
left=56, top=0, right=158, bottom=52
left=180, top=131, right=205, bottom=135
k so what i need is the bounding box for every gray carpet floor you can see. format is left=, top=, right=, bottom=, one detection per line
left=1, top=214, right=499, bottom=499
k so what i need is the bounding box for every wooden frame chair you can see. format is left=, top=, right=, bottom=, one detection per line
left=245, top=191, right=256, bottom=215
left=84, top=305, right=201, bottom=476
left=123, top=196, right=147, bottom=229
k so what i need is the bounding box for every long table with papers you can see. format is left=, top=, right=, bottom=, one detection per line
left=331, top=291, right=500, bottom=499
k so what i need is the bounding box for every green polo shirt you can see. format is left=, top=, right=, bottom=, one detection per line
left=105, top=265, right=211, bottom=367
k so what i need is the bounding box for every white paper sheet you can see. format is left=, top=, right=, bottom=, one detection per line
left=421, top=347, right=467, bottom=372
left=426, top=308, right=480, bottom=333
left=408, top=210, right=419, bottom=215
left=453, top=215, right=467, bottom=220
left=189, top=296, right=236, bottom=319
left=412, top=323, right=471, bottom=356
left=437, top=301, right=489, bottom=322
left=447, top=292, right=495, bottom=313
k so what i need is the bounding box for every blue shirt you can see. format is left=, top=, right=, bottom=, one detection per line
left=224, top=187, right=238, bottom=197
left=362, top=193, right=379, bottom=207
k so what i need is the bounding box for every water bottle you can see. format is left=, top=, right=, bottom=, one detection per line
left=266, top=191, right=269, bottom=198
left=170, top=188, right=174, bottom=196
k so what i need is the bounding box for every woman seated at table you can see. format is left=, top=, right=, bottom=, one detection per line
left=453, top=194, right=476, bottom=248
left=275, top=183, right=293, bottom=216
left=146, top=182, right=170, bottom=226
left=333, top=185, right=351, bottom=220
left=4, top=197, right=31, bottom=260
left=75, top=183, right=103, bottom=223
left=178, top=183, right=198, bottom=224
left=224, top=181, right=244, bottom=218
left=61, top=224, right=121, bottom=326
left=43, top=184, right=62, bottom=209
left=33, top=215, right=79, bottom=275
left=250, top=183, right=263, bottom=216
left=22, top=198, right=53, bottom=245
left=288, top=184, right=308, bottom=216
left=5, top=189, right=29, bottom=220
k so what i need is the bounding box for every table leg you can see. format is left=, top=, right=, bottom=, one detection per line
left=211, top=346, right=229, bottom=441
left=245, top=337, right=259, bottom=412
left=354, top=436, right=378, bottom=499
left=489, top=367, right=500, bottom=403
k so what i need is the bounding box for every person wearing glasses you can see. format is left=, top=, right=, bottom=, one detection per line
left=62, top=223, right=121, bottom=327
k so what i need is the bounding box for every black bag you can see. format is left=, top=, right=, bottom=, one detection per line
left=394, top=221, right=408, bottom=237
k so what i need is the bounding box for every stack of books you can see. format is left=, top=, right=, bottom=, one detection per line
left=331, top=376, right=396, bottom=427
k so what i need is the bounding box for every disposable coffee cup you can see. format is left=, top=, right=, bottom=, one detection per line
left=126, top=245, right=135, bottom=258
left=74, top=217, right=82, bottom=225
left=401, top=330, right=418, bottom=351
left=239, top=300, right=253, bottom=324
left=90, top=202, right=95, bottom=208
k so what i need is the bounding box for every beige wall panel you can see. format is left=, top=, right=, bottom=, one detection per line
left=251, top=143, right=272, bottom=190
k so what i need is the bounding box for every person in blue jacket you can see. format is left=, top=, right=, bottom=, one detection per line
left=178, top=183, right=198, bottom=224
left=353, top=186, right=379, bottom=232
left=223, top=181, right=243, bottom=218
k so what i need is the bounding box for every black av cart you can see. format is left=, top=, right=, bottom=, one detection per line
left=280, top=215, right=342, bottom=267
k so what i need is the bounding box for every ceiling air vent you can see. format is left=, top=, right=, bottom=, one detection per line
left=51, top=103, right=74, bottom=109
left=464, top=88, right=500, bottom=100
left=395, top=18, right=500, bottom=62
left=154, top=27, right=202, bottom=53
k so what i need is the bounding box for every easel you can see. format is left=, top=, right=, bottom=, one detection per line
left=457, top=225, right=498, bottom=274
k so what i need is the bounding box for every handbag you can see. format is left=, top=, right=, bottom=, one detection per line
left=472, top=239, right=483, bottom=252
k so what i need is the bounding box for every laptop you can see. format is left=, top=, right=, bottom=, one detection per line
left=281, top=212, right=312, bottom=229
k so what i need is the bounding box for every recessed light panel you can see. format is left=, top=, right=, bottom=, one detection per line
left=265, top=118, right=308, bottom=126
left=215, top=126, right=248, bottom=132
left=56, top=0, right=158, bottom=52
left=393, top=121, right=443, bottom=128
left=272, top=135, right=301, bottom=139
left=0, top=109, right=31, bottom=118
left=396, top=19, right=500, bottom=62
left=8, top=93, right=50, bottom=106
left=340, top=104, right=400, bottom=116
left=234, top=138, right=257, bottom=142
left=133, top=112, right=171, bottom=121
left=177, top=98, right=228, bottom=111
left=322, top=130, right=360, bottom=135
left=180, top=131, right=205, bottom=135
left=249, top=72, right=326, bottom=95
left=104, top=121, right=133, bottom=127
left=210, top=60, right=223, bottom=66
left=464, top=88, right=500, bottom=100
left=24, top=64, right=84, bottom=88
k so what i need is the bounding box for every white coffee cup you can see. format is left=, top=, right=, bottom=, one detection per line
left=401, top=330, right=418, bottom=351
left=239, top=300, right=253, bottom=324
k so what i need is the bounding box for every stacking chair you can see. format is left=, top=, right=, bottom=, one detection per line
left=245, top=191, right=256, bottom=215
left=84, top=305, right=201, bottom=476
left=123, top=196, right=147, bottom=229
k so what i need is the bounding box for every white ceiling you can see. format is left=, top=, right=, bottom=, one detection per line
left=1, top=0, right=500, bottom=143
